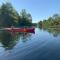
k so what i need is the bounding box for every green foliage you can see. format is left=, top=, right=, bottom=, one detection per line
left=0, top=3, right=33, bottom=28
left=0, top=2, right=19, bottom=27
left=33, top=23, right=37, bottom=27
left=38, top=21, right=42, bottom=28
left=38, top=14, right=60, bottom=28
left=18, top=9, right=32, bottom=27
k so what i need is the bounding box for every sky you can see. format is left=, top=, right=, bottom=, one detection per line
left=0, top=0, right=60, bottom=23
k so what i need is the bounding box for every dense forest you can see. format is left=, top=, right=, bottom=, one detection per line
left=38, top=14, right=60, bottom=28
left=0, top=2, right=32, bottom=28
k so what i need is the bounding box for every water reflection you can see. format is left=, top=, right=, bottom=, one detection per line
left=21, top=33, right=32, bottom=42
left=0, top=31, right=33, bottom=50
left=0, top=28, right=60, bottom=60
left=46, top=28, right=60, bottom=37
left=0, top=31, right=19, bottom=50
left=39, top=27, right=60, bottom=37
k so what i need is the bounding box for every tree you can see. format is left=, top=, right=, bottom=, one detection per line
left=53, top=14, right=60, bottom=20
left=38, top=21, right=42, bottom=28
left=0, top=2, right=19, bottom=27
left=38, top=13, right=60, bottom=28
left=18, top=9, right=32, bottom=27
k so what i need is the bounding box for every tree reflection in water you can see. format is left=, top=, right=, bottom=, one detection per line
left=38, top=27, right=60, bottom=37
left=21, top=33, right=32, bottom=42
left=42, top=28, right=60, bottom=37
left=47, top=28, right=60, bottom=37
left=0, top=31, right=19, bottom=50
left=0, top=31, right=33, bottom=51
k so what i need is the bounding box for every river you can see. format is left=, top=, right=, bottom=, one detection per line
left=0, top=28, right=60, bottom=60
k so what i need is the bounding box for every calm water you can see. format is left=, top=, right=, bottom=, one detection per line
left=0, top=28, right=60, bottom=60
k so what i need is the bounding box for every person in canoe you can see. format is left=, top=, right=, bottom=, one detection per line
left=11, top=26, right=14, bottom=32
left=23, top=26, right=27, bottom=32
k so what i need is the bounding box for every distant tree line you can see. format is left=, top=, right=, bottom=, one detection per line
left=0, top=2, right=32, bottom=28
left=38, top=14, right=60, bottom=28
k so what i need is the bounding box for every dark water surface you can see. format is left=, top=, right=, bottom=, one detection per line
left=0, top=28, right=60, bottom=60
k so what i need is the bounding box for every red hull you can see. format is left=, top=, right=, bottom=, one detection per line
left=5, top=28, right=35, bottom=33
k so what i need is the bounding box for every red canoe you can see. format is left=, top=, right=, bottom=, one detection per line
left=4, top=28, right=35, bottom=33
